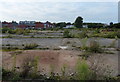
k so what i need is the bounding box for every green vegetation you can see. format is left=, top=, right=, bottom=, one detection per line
left=63, top=29, right=73, bottom=38
left=87, top=40, right=103, bottom=53
left=80, top=37, right=88, bottom=50
left=2, top=57, right=119, bottom=81
left=23, top=43, right=38, bottom=49
left=89, top=28, right=120, bottom=38
left=80, top=38, right=103, bottom=53
left=1, top=27, right=120, bottom=39
left=75, top=59, right=91, bottom=80
left=1, top=27, right=30, bottom=34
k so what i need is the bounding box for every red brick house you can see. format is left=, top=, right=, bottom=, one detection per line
left=35, top=22, right=44, bottom=29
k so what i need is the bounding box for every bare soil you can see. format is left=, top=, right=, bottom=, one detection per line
left=2, top=50, right=118, bottom=76
left=2, top=50, right=80, bottom=75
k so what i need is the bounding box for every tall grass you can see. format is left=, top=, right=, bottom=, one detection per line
left=80, top=37, right=88, bottom=50
left=31, top=56, right=40, bottom=78
left=75, top=59, right=91, bottom=80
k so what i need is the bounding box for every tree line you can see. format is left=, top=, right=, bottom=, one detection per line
left=53, top=16, right=120, bottom=28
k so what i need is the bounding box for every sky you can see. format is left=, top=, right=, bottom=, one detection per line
left=0, top=1, right=118, bottom=24
left=118, top=1, right=120, bottom=23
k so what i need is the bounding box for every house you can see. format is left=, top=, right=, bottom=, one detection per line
left=44, top=21, right=54, bottom=28
left=19, top=21, right=35, bottom=29
left=35, top=22, right=44, bottom=29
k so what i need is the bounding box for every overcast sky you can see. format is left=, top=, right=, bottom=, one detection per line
left=0, top=1, right=118, bottom=24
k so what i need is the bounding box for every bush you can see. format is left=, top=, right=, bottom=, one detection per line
left=5, top=34, right=13, bottom=38
left=63, top=30, right=73, bottom=38
left=78, top=31, right=88, bottom=38
left=103, top=32, right=119, bottom=38
left=2, top=68, right=21, bottom=80
left=88, top=40, right=103, bottom=53
left=80, top=39, right=103, bottom=53
left=2, top=27, right=15, bottom=34
left=80, top=37, right=88, bottom=50
left=2, top=28, right=30, bottom=35
left=24, top=43, right=38, bottom=49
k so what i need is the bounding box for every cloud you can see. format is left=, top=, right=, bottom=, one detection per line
left=0, top=0, right=119, bottom=2
left=0, top=2, right=118, bottom=23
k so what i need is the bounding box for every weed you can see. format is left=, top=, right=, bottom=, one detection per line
left=63, top=30, right=72, bottom=38
left=80, top=52, right=92, bottom=60
left=88, top=55, right=113, bottom=80
left=24, top=43, right=38, bottom=49
left=80, top=37, right=88, bottom=50
left=21, top=55, right=34, bottom=78
left=5, top=34, right=13, bottom=38
left=87, top=40, right=103, bottom=53
left=75, top=59, right=91, bottom=80
left=108, top=39, right=117, bottom=48
left=31, top=56, right=40, bottom=78
left=60, top=64, right=68, bottom=80
left=78, top=31, right=88, bottom=38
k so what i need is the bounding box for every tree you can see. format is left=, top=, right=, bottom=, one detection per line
left=56, top=22, right=66, bottom=28
left=110, top=22, right=113, bottom=26
left=74, top=16, right=83, bottom=28
left=66, top=22, right=71, bottom=25
left=60, top=22, right=66, bottom=28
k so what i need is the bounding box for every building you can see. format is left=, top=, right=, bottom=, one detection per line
left=35, top=22, right=44, bottom=29
left=1, top=21, right=54, bottom=29
left=19, top=21, right=35, bottom=29
left=2, top=21, right=18, bottom=29
left=83, top=25, right=88, bottom=28
left=44, top=21, right=54, bottom=28
left=63, top=25, right=74, bottom=28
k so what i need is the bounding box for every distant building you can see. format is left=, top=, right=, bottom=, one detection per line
left=11, top=21, right=18, bottom=29
left=44, top=21, right=54, bottom=28
left=18, top=21, right=54, bottom=29
left=1, top=20, right=56, bottom=29
left=2, top=21, right=18, bottom=29
left=35, top=22, right=44, bottom=29
left=63, top=25, right=74, bottom=28
left=83, top=25, right=88, bottom=28
left=19, top=21, right=35, bottom=29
